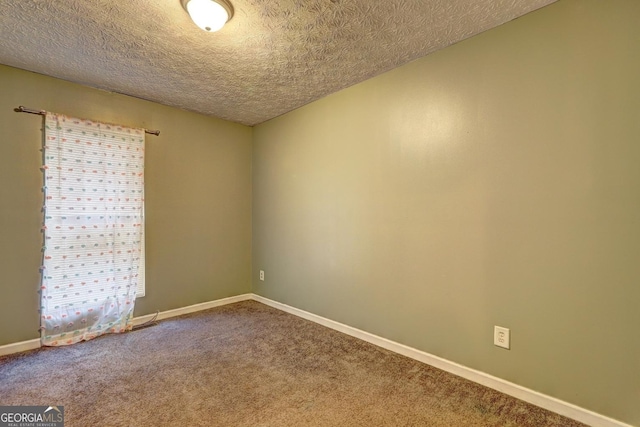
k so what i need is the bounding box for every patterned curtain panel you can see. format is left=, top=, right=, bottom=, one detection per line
left=41, top=113, right=145, bottom=346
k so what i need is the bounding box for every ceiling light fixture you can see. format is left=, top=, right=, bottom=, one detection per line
left=181, top=0, right=234, bottom=32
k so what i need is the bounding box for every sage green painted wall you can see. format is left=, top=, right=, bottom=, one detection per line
left=252, top=0, right=640, bottom=424
left=0, top=64, right=253, bottom=346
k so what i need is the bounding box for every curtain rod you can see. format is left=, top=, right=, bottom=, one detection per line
left=14, top=106, right=160, bottom=136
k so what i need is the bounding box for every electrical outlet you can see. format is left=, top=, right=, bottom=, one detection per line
left=259, top=270, right=264, bottom=281
left=494, top=326, right=510, bottom=349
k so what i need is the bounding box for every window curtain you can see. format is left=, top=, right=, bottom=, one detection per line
left=41, top=113, right=145, bottom=346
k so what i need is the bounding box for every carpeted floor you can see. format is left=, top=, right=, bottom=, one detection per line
left=0, top=300, right=586, bottom=426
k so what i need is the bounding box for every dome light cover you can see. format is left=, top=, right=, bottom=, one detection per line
left=181, top=0, right=233, bottom=32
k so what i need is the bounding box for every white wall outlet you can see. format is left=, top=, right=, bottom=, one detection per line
left=259, top=270, right=264, bottom=281
left=494, top=326, right=510, bottom=349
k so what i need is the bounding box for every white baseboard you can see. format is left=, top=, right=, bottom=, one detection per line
left=0, top=293, right=253, bottom=357
left=251, top=294, right=634, bottom=427
left=132, top=293, right=253, bottom=326
left=0, top=338, right=41, bottom=357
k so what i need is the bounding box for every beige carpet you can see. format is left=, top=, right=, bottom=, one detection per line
left=0, top=300, right=586, bottom=426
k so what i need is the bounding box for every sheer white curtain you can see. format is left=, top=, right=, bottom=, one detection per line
left=40, top=113, right=145, bottom=346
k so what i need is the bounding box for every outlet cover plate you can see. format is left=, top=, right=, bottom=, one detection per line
left=259, top=270, right=264, bottom=281
left=494, top=326, right=510, bottom=349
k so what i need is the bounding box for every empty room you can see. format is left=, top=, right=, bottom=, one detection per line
left=0, top=0, right=638, bottom=426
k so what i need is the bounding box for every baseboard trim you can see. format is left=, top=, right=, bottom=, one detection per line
left=132, top=293, right=253, bottom=326
left=0, top=293, right=253, bottom=357
left=251, top=294, right=633, bottom=427
left=0, top=338, right=41, bottom=357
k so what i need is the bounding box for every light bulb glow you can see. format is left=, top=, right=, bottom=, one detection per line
left=185, top=0, right=229, bottom=32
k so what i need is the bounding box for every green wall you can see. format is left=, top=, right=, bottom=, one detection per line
left=252, top=0, right=640, bottom=424
left=0, top=64, right=253, bottom=346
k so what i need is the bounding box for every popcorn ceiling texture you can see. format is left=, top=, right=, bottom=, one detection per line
left=0, top=0, right=555, bottom=126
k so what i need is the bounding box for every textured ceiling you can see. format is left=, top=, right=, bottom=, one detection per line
left=0, top=0, right=555, bottom=126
